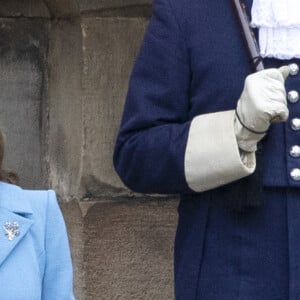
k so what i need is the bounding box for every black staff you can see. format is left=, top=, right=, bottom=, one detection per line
left=232, top=0, right=264, bottom=72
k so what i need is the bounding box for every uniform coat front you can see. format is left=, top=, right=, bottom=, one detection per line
left=0, top=182, right=74, bottom=299
left=114, top=0, right=300, bottom=299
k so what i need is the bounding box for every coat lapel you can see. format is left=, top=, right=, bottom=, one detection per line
left=0, top=209, right=33, bottom=267
left=0, top=182, right=34, bottom=267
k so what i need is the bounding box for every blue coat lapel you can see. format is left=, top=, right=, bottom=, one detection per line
left=0, top=182, right=34, bottom=267
left=0, top=208, right=33, bottom=267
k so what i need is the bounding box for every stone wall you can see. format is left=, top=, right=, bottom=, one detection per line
left=0, top=18, right=49, bottom=188
left=0, top=1, right=178, bottom=299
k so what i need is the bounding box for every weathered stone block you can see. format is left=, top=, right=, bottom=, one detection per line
left=83, top=198, right=178, bottom=300
left=0, top=0, right=50, bottom=18
left=0, top=19, right=49, bottom=188
left=79, top=0, right=152, bottom=11
left=80, top=17, right=148, bottom=197
left=47, top=20, right=84, bottom=200
left=43, top=0, right=80, bottom=17
left=82, top=6, right=152, bottom=18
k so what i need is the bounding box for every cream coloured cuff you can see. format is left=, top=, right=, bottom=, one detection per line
left=184, top=110, right=256, bottom=192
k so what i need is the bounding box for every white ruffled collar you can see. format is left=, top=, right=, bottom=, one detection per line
left=251, top=0, right=300, bottom=59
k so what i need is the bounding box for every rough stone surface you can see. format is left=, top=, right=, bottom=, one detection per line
left=80, top=17, right=148, bottom=198
left=46, top=0, right=152, bottom=18
left=81, top=6, right=152, bottom=18
left=43, top=0, right=80, bottom=17
left=79, top=0, right=152, bottom=12
left=0, top=19, right=49, bottom=188
left=83, top=198, right=178, bottom=300
left=79, top=0, right=152, bottom=18
left=0, top=0, right=153, bottom=18
left=0, top=1, right=50, bottom=18
left=47, top=20, right=84, bottom=200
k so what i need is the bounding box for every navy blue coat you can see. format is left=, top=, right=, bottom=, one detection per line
left=114, top=0, right=300, bottom=299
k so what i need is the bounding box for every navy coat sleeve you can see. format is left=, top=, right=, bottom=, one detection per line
left=113, top=0, right=192, bottom=194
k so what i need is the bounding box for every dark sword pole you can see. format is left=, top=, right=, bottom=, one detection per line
left=232, top=0, right=264, bottom=72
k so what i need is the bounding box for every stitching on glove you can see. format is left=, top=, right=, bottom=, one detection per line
left=235, top=109, right=268, bottom=135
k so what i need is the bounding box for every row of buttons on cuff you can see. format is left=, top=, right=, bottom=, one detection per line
left=287, top=63, right=300, bottom=180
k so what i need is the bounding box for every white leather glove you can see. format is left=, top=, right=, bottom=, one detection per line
left=234, top=66, right=290, bottom=152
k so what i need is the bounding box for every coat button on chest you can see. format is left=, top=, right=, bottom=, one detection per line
left=291, top=168, right=300, bottom=180
left=288, top=90, right=299, bottom=103
left=291, top=118, right=300, bottom=130
left=290, top=145, right=300, bottom=157
left=289, top=63, right=299, bottom=76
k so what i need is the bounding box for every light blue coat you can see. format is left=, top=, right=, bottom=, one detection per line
left=0, top=182, right=75, bottom=299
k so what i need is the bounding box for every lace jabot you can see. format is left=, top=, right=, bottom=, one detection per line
left=251, top=0, right=300, bottom=59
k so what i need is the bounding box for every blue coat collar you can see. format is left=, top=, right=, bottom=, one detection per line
left=0, top=182, right=34, bottom=267
left=0, top=182, right=33, bottom=214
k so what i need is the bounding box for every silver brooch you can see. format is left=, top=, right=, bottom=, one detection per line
left=3, top=222, right=20, bottom=241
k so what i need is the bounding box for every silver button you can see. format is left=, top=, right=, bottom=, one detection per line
left=291, top=118, right=300, bottom=130
left=289, top=63, right=299, bottom=76
left=290, top=145, right=300, bottom=157
left=288, top=90, right=299, bottom=103
left=291, top=168, right=300, bottom=181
